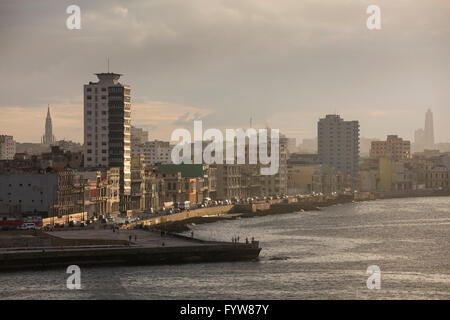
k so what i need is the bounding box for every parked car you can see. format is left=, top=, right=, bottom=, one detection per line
left=18, top=222, right=38, bottom=230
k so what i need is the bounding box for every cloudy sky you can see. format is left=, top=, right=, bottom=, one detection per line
left=1, top=0, right=449, bottom=144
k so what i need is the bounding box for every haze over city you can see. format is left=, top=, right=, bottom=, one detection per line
left=1, top=0, right=449, bottom=143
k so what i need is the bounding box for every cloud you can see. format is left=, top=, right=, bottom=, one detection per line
left=0, top=0, right=449, bottom=142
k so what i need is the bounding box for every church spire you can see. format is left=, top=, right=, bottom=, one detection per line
left=42, top=104, right=55, bottom=145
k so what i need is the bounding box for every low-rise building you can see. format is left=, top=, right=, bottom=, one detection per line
left=370, top=135, right=411, bottom=161
left=132, top=140, right=173, bottom=166
left=0, top=135, right=16, bottom=160
left=426, top=166, right=449, bottom=190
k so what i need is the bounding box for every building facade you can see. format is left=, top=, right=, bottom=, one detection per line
left=132, top=140, right=173, bottom=166
left=370, top=135, right=411, bottom=161
left=318, top=114, right=360, bottom=188
left=0, top=135, right=16, bottom=160
left=83, top=73, right=131, bottom=211
left=131, top=126, right=149, bottom=147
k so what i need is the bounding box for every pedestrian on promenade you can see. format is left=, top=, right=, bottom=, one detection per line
left=162, top=242, right=165, bottom=247
left=237, top=236, right=240, bottom=242
left=246, top=237, right=248, bottom=244
left=113, top=227, right=115, bottom=233
left=135, top=235, right=137, bottom=241
left=129, top=235, right=132, bottom=241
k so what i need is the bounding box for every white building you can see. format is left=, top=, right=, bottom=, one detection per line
left=84, top=73, right=131, bottom=210
left=318, top=114, right=360, bottom=188
left=0, top=135, right=16, bottom=160
left=132, top=140, right=173, bottom=166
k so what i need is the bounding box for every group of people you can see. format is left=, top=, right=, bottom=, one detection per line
left=232, top=236, right=255, bottom=244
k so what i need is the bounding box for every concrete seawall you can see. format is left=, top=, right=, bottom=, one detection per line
left=0, top=236, right=260, bottom=272
left=123, top=205, right=233, bottom=229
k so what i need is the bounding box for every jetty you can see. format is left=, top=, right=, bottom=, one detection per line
left=0, top=229, right=260, bottom=271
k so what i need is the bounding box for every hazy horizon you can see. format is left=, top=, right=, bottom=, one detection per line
left=1, top=0, right=449, bottom=144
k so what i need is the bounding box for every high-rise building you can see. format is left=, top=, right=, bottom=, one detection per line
left=259, top=133, right=288, bottom=196
left=413, top=109, right=436, bottom=153
left=318, top=114, right=360, bottom=188
left=131, top=126, right=149, bottom=147
left=424, top=109, right=435, bottom=150
left=83, top=73, right=131, bottom=211
left=0, top=135, right=16, bottom=160
left=414, top=128, right=425, bottom=152
left=370, top=135, right=411, bottom=161
left=41, top=105, right=55, bottom=145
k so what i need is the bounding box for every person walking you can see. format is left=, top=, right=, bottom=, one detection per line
left=135, top=235, right=137, bottom=241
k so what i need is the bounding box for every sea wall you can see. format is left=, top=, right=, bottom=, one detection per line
left=0, top=241, right=261, bottom=271
left=123, top=205, right=233, bottom=229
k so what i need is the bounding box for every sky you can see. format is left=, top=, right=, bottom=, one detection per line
left=0, top=0, right=449, bottom=144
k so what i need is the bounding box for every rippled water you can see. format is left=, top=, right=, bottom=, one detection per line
left=1, top=197, right=449, bottom=299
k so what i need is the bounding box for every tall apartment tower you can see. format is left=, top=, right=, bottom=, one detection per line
left=318, top=114, right=360, bottom=188
left=83, top=73, right=131, bottom=211
left=424, top=109, right=435, bottom=150
left=42, top=106, right=56, bottom=145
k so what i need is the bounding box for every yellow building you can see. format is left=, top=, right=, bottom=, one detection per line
left=287, top=164, right=321, bottom=195
left=378, top=157, right=396, bottom=191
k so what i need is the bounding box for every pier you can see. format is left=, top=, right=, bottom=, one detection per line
left=0, top=229, right=261, bottom=271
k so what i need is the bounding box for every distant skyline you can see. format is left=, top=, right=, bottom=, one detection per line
left=1, top=0, right=449, bottom=143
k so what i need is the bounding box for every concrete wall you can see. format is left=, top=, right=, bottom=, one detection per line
left=124, top=205, right=233, bottom=229
left=0, top=173, right=58, bottom=213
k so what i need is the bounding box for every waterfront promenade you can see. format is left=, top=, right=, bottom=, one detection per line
left=47, top=229, right=203, bottom=248
left=0, top=227, right=261, bottom=271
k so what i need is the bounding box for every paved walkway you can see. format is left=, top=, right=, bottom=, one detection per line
left=47, top=229, right=204, bottom=248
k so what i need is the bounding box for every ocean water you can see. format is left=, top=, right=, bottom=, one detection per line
left=0, top=197, right=449, bottom=300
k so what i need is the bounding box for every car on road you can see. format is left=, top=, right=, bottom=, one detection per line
left=18, top=222, right=39, bottom=230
